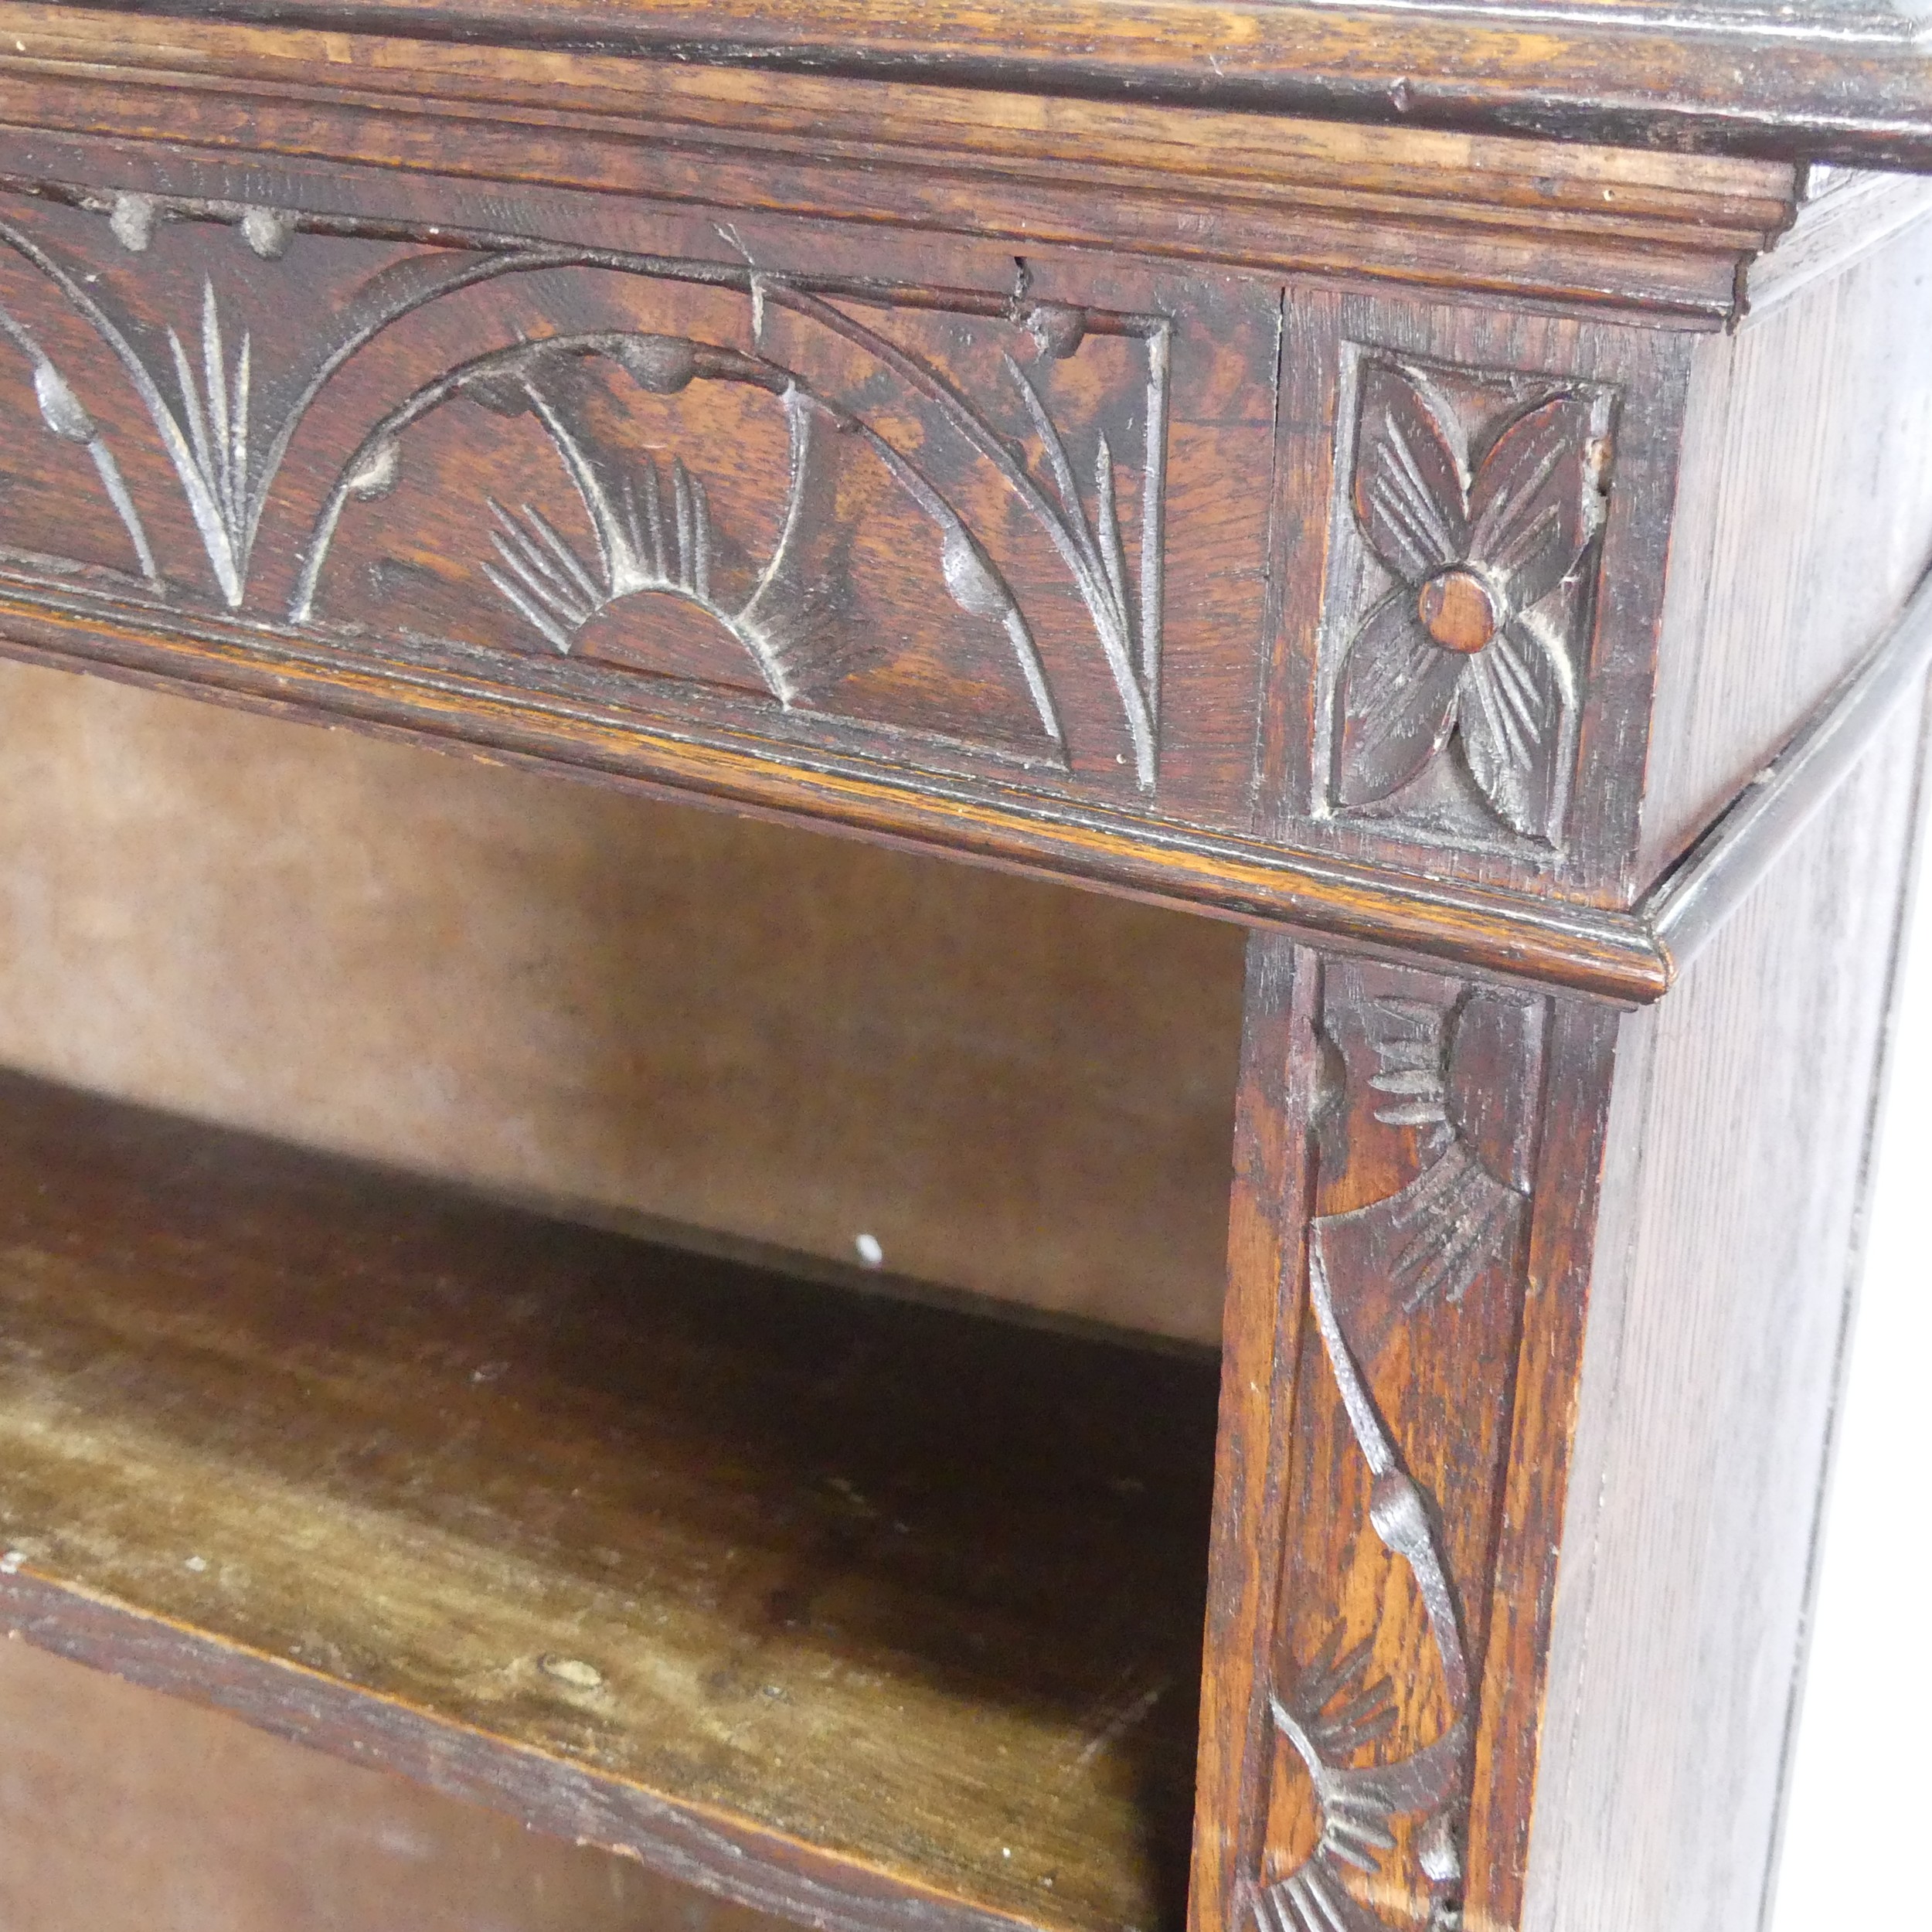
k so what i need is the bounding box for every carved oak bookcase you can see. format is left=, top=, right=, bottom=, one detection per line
left=0, top=5, right=1929, bottom=1931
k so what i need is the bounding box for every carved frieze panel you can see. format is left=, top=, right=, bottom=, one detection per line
left=1313, top=351, right=1618, bottom=852
left=1251, top=957, right=1547, bottom=1932
left=0, top=187, right=1169, bottom=786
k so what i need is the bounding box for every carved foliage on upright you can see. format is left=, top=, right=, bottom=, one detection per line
left=1253, top=961, right=1546, bottom=1932
left=1322, top=353, right=1616, bottom=847
left=0, top=189, right=1168, bottom=785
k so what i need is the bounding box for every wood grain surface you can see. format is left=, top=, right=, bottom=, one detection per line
left=4, top=11, right=1932, bottom=1929
left=1639, top=191, right=1932, bottom=883
left=0, top=6, right=1798, bottom=318
left=41, top=0, right=1932, bottom=168
left=0, top=121, right=1779, bottom=994
left=1522, top=688, right=1932, bottom=1932
left=0, top=1069, right=1217, bottom=1932
left=0, top=1637, right=778, bottom=1932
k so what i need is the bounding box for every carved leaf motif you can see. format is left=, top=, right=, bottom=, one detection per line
left=1334, top=591, right=1463, bottom=808
left=1466, top=394, right=1598, bottom=614
left=32, top=358, right=94, bottom=443
left=1351, top=363, right=1464, bottom=586
left=1458, top=617, right=1573, bottom=839
left=162, top=280, right=254, bottom=607
left=1254, top=1852, right=1391, bottom=1932
left=0, top=300, right=157, bottom=582
left=1005, top=352, right=1154, bottom=779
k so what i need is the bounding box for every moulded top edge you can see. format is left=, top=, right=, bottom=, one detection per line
left=37, top=0, right=1932, bottom=171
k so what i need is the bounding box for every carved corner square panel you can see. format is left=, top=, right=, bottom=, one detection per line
left=0, top=187, right=1172, bottom=790
left=1312, top=349, right=1619, bottom=855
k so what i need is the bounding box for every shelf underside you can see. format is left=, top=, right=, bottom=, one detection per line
left=0, top=1072, right=1217, bottom=1932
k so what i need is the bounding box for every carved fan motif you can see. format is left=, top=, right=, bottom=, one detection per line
left=304, top=330, right=1066, bottom=744
left=1329, top=357, right=1615, bottom=845
left=0, top=190, right=1169, bottom=787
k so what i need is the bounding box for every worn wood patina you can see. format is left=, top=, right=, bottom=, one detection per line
left=0, top=5, right=1928, bottom=1929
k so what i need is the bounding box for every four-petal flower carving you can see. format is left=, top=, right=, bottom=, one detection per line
left=1334, top=362, right=1606, bottom=840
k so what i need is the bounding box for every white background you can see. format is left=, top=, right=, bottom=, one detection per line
left=1771, top=825, right=1932, bottom=1923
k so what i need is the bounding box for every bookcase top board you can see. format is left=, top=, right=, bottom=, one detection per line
left=60, top=0, right=1932, bottom=168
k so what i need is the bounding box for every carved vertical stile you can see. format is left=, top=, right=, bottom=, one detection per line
left=1196, top=935, right=1321, bottom=1932
left=1199, top=937, right=1617, bottom=1932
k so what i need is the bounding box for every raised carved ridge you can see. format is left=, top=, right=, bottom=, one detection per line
left=0, top=185, right=1169, bottom=786
left=1321, top=354, right=1617, bottom=850
left=1252, top=963, right=1546, bottom=1931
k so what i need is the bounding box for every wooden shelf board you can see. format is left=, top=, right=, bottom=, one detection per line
left=0, top=1072, right=1216, bottom=1932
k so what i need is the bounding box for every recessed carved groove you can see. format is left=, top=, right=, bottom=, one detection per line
left=298, top=328, right=1065, bottom=743
left=0, top=298, right=155, bottom=583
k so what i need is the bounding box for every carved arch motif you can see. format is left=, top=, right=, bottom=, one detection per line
left=0, top=189, right=1170, bottom=786
left=0, top=201, right=548, bottom=608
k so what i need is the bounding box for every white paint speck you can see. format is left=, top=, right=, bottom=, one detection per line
left=855, top=1233, right=883, bottom=1267
left=185, top=1555, right=208, bottom=1573
left=0, top=1551, right=24, bottom=1575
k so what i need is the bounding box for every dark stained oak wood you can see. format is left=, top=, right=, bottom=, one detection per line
left=1641, top=186, right=1932, bottom=884
left=1196, top=692, right=1932, bottom=1932
left=1652, top=570, right=1932, bottom=970
left=53, top=0, right=1932, bottom=169
left=0, top=1070, right=1217, bottom=1932
left=0, top=588, right=1685, bottom=1002
left=0, top=124, right=1856, bottom=999
left=0, top=5, right=1801, bottom=321
left=2, top=7, right=1931, bottom=1926
left=1199, top=936, right=1625, bottom=1932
